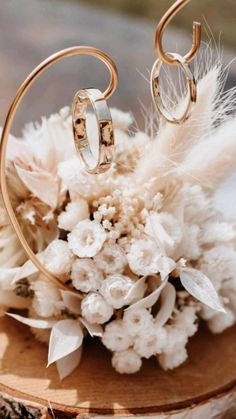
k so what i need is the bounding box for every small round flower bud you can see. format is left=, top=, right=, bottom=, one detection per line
left=123, top=308, right=154, bottom=337
left=81, top=292, right=113, bottom=324
left=164, top=326, right=188, bottom=353
left=100, top=274, right=134, bottom=309
left=31, top=276, right=61, bottom=318
left=133, top=326, right=167, bottom=358
left=58, top=200, right=89, bottom=231
left=127, top=239, right=162, bottom=276
left=102, top=320, right=132, bottom=352
left=44, top=239, right=74, bottom=276
left=112, top=349, right=142, bottom=374
left=158, top=347, right=188, bottom=370
left=207, top=308, right=235, bottom=334
left=71, top=258, right=103, bottom=293
left=94, top=243, right=127, bottom=275
left=68, top=220, right=106, bottom=258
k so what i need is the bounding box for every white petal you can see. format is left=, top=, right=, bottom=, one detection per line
left=56, top=346, right=82, bottom=380
left=48, top=319, right=83, bottom=366
left=155, top=283, right=176, bottom=327
left=61, top=290, right=81, bottom=315
left=126, top=277, right=167, bottom=311
left=7, top=313, right=56, bottom=328
left=145, top=214, right=174, bottom=254
left=180, top=268, right=225, bottom=312
left=80, top=317, right=103, bottom=337
left=0, top=259, right=38, bottom=290
left=158, top=257, right=176, bottom=281
left=124, top=276, right=147, bottom=304
left=15, top=164, right=59, bottom=208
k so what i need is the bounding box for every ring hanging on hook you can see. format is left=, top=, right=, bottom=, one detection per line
left=72, top=88, right=114, bottom=174
left=0, top=46, right=118, bottom=293
left=151, top=53, right=197, bottom=124
left=155, top=0, right=201, bottom=66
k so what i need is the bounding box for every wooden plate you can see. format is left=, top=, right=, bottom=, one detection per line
left=0, top=317, right=236, bottom=417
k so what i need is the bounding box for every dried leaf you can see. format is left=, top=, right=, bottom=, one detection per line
left=7, top=312, right=56, bottom=328
left=0, top=259, right=38, bottom=290
left=80, top=317, right=103, bottom=337
left=61, top=290, right=81, bottom=315
left=48, top=319, right=83, bottom=366
left=157, top=256, right=176, bottom=281
left=124, top=276, right=147, bottom=304
left=56, top=346, right=82, bottom=380
left=0, top=292, right=30, bottom=309
left=145, top=213, right=174, bottom=254
left=15, top=164, right=59, bottom=208
left=180, top=268, right=225, bottom=312
left=126, top=277, right=167, bottom=311
left=155, top=283, right=176, bottom=327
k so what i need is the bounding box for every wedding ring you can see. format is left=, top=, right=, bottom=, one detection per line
left=150, top=52, right=197, bottom=124
left=72, top=88, right=114, bottom=174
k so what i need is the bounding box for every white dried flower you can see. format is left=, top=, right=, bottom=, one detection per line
left=71, top=258, right=103, bottom=293
left=100, top=274, right=134, bottom=309
left=176, top=224, right=201, bottom=261
left=102, top=320, right=132, bottom=352
left=127, top=239, right=162, bottom=276
left=200, top=246, right=236, bottom=290
left=58, top=200, right=89, bottom=231
left=81, top=292, right=113, bottom=324
left=183, top=184, right=210, bottom=224
left=94, top=243, right=127, bottom=274
left=158, top=347, right=188, bottom=370
left=174, top=306, right=198, bottom=337
left=133, top=326, right=167, bottom=358
left=123, top=308, right=154, bottom=337
left=145, top=212, right=182, bottom=255
left=68, top=220, right=106, bottom=258
left=207, top=308, right=235, bottom=334
left=44, top=239, right=74, bottom=276
left=112, top=349, right=142, bottom=374
left=31, top=276, right=61, bottom=317
left=200, top=221, right=236, bottom=244
left=164, top=325, right=188, bottom=354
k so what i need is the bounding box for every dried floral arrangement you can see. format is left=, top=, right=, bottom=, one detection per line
left=1, top=50, right=236, bottom=380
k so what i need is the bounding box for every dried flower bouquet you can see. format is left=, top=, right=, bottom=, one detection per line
left=1, top=51, right=236, bottom=379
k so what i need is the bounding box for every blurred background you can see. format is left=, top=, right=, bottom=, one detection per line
left=0, top=0, right=235, bottom=134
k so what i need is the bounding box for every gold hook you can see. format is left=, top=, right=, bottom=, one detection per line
left=155, top=0, right=201, bottom=66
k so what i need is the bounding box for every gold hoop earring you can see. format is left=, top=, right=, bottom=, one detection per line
left=151, top=0, right=201, bottom=124
left=0, top=46, right=118, bottom=293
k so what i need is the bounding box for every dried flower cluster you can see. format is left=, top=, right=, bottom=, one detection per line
left=1, top=55, right=236, bottom=379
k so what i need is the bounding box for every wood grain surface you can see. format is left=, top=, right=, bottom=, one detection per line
left=0, top=316, right=236, bottom=417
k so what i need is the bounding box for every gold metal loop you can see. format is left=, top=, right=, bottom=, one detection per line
left=0, top=46, right=118, bottom=292
left=150, top=52, right=197, bottom=124
left=72, top=88, right=114, bottom=174
left=155, top=0, right=201, bottom=66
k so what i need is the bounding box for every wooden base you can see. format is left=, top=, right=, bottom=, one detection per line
left=0, top=317, right=236, bottom=418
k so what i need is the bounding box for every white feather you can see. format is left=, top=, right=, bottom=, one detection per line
left=179, top=117, right=236, bottom=190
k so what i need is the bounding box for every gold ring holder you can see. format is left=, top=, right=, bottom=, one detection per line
left=72, top=88, right=114, bottom=174
left=0, top=46, right=118, bottom=292
left=151, top=0, right=201, bottom=124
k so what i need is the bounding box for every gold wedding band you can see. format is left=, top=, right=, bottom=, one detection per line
left=72, top=88, right=114, bottom=174
left=150, top=52, right=196, bottom=124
